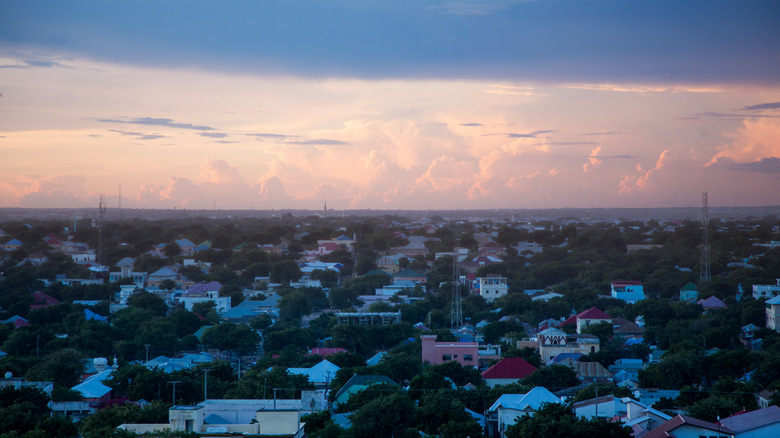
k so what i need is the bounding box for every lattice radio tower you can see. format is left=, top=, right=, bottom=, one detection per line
left=450, top=244, right=463, bottom=329
left=98, top=194, right=107, bottom=266
left=699, top=190, right=711, bottom=283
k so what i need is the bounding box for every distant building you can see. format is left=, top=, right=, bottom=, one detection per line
left=537, top=327, right=600, bottom=362
left=611, top=281, right=645, bottom=303
left=679, top=282, right=698, bottom=302
left=766, top=295, right=780, bottom=332
left=421, top=335, right=478, bottom=367
left=475, top=275, right=508, bottom=302
left=753, top=280, right=780, bottom=299
left=336, top=311, right=402, bottom=327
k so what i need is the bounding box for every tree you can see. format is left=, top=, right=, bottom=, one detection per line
left=200, top=323, right=260, bottom=355
left=506, top=402, right=632, bottom=438
left=270, top=260, right=303, bottom=284
left=522, top=365, right=579, bottom=391
left=26, top=348, right=84, bottom=388
left=349, top=392, right=417, bottom=438
left=163, top=241, right=181, bottom=258
left=127, top=291, right=168, bottom=317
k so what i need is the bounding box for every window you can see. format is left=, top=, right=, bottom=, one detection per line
left=442, top=354, right=451, bottom=361
left=454, top=354, right=458, bottom=359
left=464, top=354, right=473, bottom=361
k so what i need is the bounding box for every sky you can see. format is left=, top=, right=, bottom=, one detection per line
left=1, top=0, right=780, bottom=211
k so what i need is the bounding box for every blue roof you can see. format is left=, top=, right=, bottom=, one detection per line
left=72, top=369, right=113, bottom=399
left=84, top=309, right=108, bottom=322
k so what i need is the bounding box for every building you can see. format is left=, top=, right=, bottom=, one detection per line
left=766, top=295, right=780, bottom=331
left=611, top=281, right=645, bottom=303
left=336, top=311, right=402, bottom=326
left=475, top=275, right=508, bottom=302
left=560, top=307, right=612, bottom=334
left=719, top=406, right=780, bottom=438
left=753, top=280, right=780, bottom=299
left=421, top=335, right=478, bottom=367
left=680, top=282, right=698, bottom=302
left=486, top=387, right=563, bottom=438
left=537, top=328, right=600, bottom=362
left=481, top=357, right=537, bottom=388
left=642, top=415, right=733, bottom=438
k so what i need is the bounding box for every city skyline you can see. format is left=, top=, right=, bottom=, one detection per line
left=2, top=1, right=780, bottom=210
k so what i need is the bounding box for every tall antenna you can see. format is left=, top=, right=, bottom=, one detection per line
left=699, top=190, right=711, bottom=283
left=450, top=241, right=463, bottom=329
left=98, top=194, right=107, bottom=266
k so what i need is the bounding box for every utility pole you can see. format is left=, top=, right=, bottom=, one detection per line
left=203, top=368, right=211, bottom=401
left=144, top=344, right=150, bottom=364
left=168, top=381, right=182, bottom=406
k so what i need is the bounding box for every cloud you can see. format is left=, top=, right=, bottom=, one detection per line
left=543, top=141, right=599, bottom=146
left=460, top=123, right=483, bottom=127
left=708, top=119, right=780, bottom=165
left=484, top=130, right=556, bottom=139
left=741, top=102, right=780, bottom=111
left=0, top=57, right=68, bottom=69
left=286, top=138, right=349, bottom=146
left=99, top=117, right=216, bottom=130
left=618, top=149, right=670, bottom=193
left=17, top=174, right=90, bottom=208
left=245, top=133, right=299, bottom=141
left=435, top=0, right=527, bottom=16
left=582, top=131, right=620, bottom=136
left=583, top=146, right=602, bottom=173
left=108, top=129, right=167, bottom=140
left=727, top=157, right=780, bottom=175
left=198, top=132, right=228, bottom=138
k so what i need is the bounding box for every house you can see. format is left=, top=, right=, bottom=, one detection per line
left=174, top=238, right=196, bottom=255
left=698, top=295, right=727, bottom=311
left=573, top=396, right=671, bottom=435
left=680, top=282, right=699, bottom=302
left=393, top=268, right=426, bottom=283
left=376, top=254, right=407, bottom=274
left=486, top=387, right=563, bottom=438
left=332, top=374, right=397, bottom=407
left=71, top=252, right=97, bottom=264
left=559, top=307, right=612, bottom=334
left=753, top=280, right=780, bottom=299
left=537, top=327, right=600, bottom=362
left=375, top=280, right=417, bottom=296
left=612, top=317, right=644, bottom=338
left=481, top=357, right=537, bottom=387
left=475, top=275, right=508, bottom=303
left=336, top=311, right=402, bottom=326
left=118, top=403, right=309, bottom=437
left=766, top=295, right=780, bottom=331
left=558, top=357, right=613, bottom=383
left=718, top=406, right=780, bottom=437
left=147, top=266, right=179, bottom=288
left=24, top=252, right=48, bottom=267
left=2, top=238, right=22, bottom=251
left=317, top=241, right=343, bottom=256
left=221, top=293, right=282, bottom=322
left=421, top=335, right=479, bottom=367
left=287, top=360, right=340, bottom=388
left=29, top=291, right=60, bottom=310
left=643, top=414, right=733, bottom=438
left=611, top=281, right=645, bottom=303
left=1, top=315, right=31, bottom=329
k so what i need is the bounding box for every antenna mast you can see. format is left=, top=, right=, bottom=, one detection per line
left=98, top=194, right=107, bottom=266
left=699, top=190, right=711, bottom=283
left=450, top=241, right=463, bottom=329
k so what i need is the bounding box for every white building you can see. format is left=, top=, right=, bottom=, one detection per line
left=753, top=280, right=780, bottom=299
left=476, top=275, right=508, bottom=302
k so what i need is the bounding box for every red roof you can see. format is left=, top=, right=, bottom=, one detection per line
left=30, top=291, right=61, bottom=310
left=481, top=357, right=537, bottom=380
left=576, top=307, right=612, bottom=320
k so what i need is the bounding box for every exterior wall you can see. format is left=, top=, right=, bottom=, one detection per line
left=767, top=303, right=780, bottom=331
left=753, top=281, right=780, bottom=299
left=180, top=296, right=232, bottom=314
left=421, top=335, right=479, bottom=367
left=671, top=424, right=731, bottom=438
left=576, top=317, right=612, bottom=334
left=478, top=276, right=508, bottom=302
left=611, top=282, right=645, bottom=303
left=256, top=410, right=302, bottom=436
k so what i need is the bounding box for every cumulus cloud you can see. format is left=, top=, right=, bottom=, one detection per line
left=17, top=174, right=90, bottom=208
left=618, top=149, right=670, bottom=193
left=583, top=146, right=603, bottom=173
left=708, top=119, right=780, bottom=165
left=728, top=157, right=780, bottom=175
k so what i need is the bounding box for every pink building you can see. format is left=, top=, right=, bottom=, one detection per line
left=421, top=335, right=479, bottom=367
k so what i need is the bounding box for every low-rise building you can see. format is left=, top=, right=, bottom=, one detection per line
left=475, top=274, right=508, bottom=302
left=611, top=281, right=645, bottom=303
left=421, top=335, right=478, bottom=367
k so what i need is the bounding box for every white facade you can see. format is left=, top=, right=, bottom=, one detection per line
left=753, top=280, right=780, bottom=299
left=477, top=275, right=508, bottom=302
